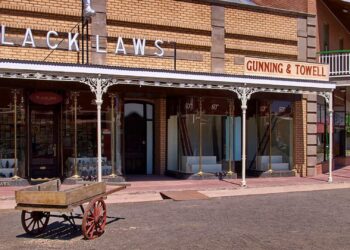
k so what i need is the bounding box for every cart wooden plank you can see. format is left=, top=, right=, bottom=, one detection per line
left=15, top=180, right=106, bottom=206
left=15, top=205, right=73, bottom=213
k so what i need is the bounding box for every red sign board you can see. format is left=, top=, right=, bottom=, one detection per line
left=29, top=92, right=63, bottom=105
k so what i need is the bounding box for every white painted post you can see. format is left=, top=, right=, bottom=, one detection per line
left=328, top=92, right=333, bottom=183
left=81, top=77, right=118, bottom=182
left=240, top=88, right=249, bottom=187
left=96, top=81, right=103, bottom=183
left=241, top=103, right=247, bottom=187
left=231, top=87, right=257, bottom=187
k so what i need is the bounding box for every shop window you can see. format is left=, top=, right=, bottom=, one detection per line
left=167, top=97, right=238, bottom=174
left=0, top=89, right=26, bottom=178
left=317, top=97, right=327, bottom=163
left=334, top=89, right=346, bottom=157
left=247, top=99, right=294, bottom=172
left=64, top=92, right=122, bottom=179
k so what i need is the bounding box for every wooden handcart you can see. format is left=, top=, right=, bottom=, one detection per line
left=15, top=179, right=127, bottom=240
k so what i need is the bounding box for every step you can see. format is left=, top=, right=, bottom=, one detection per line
left=271, top=163, right=289, bottom=171
left=182, top=156, right=217, bottom=165
left=190, top=164, right=222, bottom=173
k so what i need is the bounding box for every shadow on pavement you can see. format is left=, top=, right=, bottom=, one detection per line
left=220, top=179, right=241, bottom=187
left=16, top=215, right=125, bottom=241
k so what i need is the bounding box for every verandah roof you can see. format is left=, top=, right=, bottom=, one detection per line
left=0, top=59, right=336, bottom=92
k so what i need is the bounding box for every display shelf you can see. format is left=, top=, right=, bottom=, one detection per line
left=66, top=157, right=112, bottom=177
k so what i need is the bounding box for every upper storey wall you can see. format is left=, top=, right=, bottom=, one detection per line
left=0, top=0, right=307, bottom=74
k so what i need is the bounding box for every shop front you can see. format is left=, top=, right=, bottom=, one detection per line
left=0, top=58, right=335, bottom=186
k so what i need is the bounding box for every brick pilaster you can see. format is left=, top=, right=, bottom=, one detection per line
left=155, top=97, right=167, bottom=175
left=211, top=5, right=225, bottom=73
left=294, top=97, right=307, bottom=176
left=90, top=0, right=107, bottom=65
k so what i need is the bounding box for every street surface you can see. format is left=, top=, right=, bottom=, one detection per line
left=0, top=188, right=350, bottom=250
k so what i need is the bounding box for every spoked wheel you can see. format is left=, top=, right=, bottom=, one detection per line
left=21, top=211, right=50, bottom=235
left=82, top=198, right=107, bottom=240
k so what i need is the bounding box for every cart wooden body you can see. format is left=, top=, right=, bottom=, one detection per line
left=15, top=179, right=127, bottom=239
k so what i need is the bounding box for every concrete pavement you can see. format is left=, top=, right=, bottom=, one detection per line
left=1, top=165, right=350, bottom=210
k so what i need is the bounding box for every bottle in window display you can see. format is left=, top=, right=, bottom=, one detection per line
left=5, top=160, right=9, bottom=169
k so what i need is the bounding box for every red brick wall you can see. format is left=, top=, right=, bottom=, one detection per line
left=317, top=0, right=350, bottom=52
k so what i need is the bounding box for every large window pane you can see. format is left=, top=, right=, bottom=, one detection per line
left=0, top=89, right=26, bottom=178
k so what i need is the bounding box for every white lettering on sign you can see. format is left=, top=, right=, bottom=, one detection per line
left=46, top=31, right=59, bottom=50
left=22, top=28, right=36, bottom=47
left=154, top=40, right=164, bottom=57
left=211, top=104, right=219, bottom=110
left=68, top=32, right=80, bottom=51
left=185, top=103, right=193, bottom=110
left=1, top=25, right=14, bottom=46
left=133, top=38, right=146, bottom=56
left=0, top=25, right=166, bottom=57
left=96, top=35, right=107, bottom=53
left=115, top=37, right=126, bottom=55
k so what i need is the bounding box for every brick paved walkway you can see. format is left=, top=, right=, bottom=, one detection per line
left=1, top=165, right=350, bottom=209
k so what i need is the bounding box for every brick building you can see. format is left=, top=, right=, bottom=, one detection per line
left=0, top=0, right=335, bottom=185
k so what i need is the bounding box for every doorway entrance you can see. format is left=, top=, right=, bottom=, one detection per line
left=124, top=102, right=154, bottom=175
left=30, top=105, right=60, bottom=179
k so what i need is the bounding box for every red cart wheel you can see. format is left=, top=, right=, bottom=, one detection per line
left=82, top=198, right=107, bottom=240
left=21, top=210, right=50, bottom=235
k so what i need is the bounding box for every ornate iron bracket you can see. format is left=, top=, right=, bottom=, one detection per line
left=318, top=91, right=332, bottom=104
left=80, top=77, right=120, bottom=104
left=229, top=87, right=260, bottom=109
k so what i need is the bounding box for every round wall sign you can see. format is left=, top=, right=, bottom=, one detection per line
left=29, top=92, right=63, bottom=105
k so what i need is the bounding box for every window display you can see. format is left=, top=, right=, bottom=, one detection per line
left=0, top=89, right=26, bottom=178
left=64, top=92, right=121, bottom=179
left=167, top=96, right=237, bottom=175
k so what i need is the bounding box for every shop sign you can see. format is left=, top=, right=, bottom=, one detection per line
left=244, top=57, right=329, bottom=81
left=0, top=25, right=165, bottom=57
left=30, top=92, right=63, bottom=105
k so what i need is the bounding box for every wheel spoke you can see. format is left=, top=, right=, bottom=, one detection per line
left=38, top=219, right=44, bottom=227
left=27, top=219, right=34, bottom=229
left=31, top=220, right=37, bottom=231
left=87, top=223, right=95, bottom=235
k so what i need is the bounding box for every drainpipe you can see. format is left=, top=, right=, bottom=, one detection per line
left=328, top=93, right=333, bottom=183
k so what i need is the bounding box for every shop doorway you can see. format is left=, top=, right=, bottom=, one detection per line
left=124, top=102, right=153, bottom=175
left=30, top=105, right=60, bottom=179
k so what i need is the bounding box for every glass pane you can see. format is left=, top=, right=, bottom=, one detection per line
left=125, top=103, right=144, bottom=117
left=0, top=89, right=26, bottom=178
left=270, top=101, right=293, bottom=171
left=147, top=121, right=153, bottom=174
left=146, top=104, right=153, bottom=120
left=167, top=97, right=234, bottom=174
left=253, top=100, right=270, bottom=171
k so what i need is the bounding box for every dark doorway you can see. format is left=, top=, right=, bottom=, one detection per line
left=30, top=105, right=60, bottom=179
left=124, top=102, right=153, bottom=175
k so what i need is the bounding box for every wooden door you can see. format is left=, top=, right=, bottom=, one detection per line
left=30, top=106, right=60, bottom=179
left=124, top=103, right=147, bottom=175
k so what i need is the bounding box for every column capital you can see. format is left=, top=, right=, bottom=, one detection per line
left=230, top=87, right=259, bottom=108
